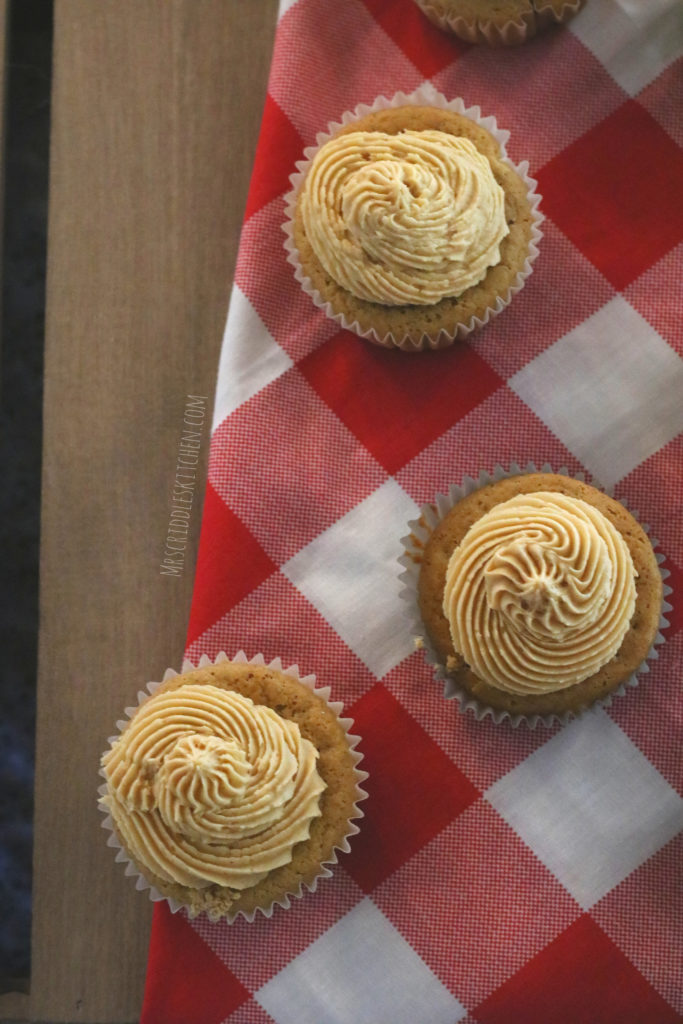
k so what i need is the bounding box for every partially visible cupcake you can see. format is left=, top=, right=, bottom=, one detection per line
left=285, top=91, right=542, bottom=351
left=413, top=0, right=586, bottom=46
left=99, top=655, right=366, bottom=920
left=407, top=472, right=664, bottom=722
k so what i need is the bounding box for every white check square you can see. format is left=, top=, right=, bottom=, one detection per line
left=212, top=284, right=293, bottom=430
left=282, top=479, right=418, bottom=678
left=570, top=0, right=683, bottom=97
left=255, top=898, right=465, bottom=1024
left=486, top=710, right=683, bottom=910
left=510, top=295, right=683, bottom=489
left=278, top=0, right=300, bottom=17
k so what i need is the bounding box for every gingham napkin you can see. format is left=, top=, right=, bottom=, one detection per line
left=140, top=2, right=683, bottom=1021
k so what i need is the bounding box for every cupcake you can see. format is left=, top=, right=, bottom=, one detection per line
left=285, top=91, right=542, bottom=351
left=407, top=472, right=664, bottom=722
left=413, top=0, right=586, bottom=46
left=99, top=654, right=366, bottom=920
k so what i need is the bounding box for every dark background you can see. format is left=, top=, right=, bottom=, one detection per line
left=1, top=0, right=53, bottom=990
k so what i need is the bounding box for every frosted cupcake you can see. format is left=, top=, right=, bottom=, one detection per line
left=413, top=0, right=586, bottom=46
left=99, top=655, right=366, bottom=920
left=409, top=473, right=664, bottom=722
left=286, top=91, right=542, bottom=351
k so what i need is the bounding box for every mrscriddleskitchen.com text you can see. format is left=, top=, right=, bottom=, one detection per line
left=160, top=395, right=208, bottom=577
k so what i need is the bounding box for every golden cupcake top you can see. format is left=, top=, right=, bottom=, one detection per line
left=101, top=683, right=326, bottom=890
left=299, top=128, right=508, bottom=305
left=442, top=491, right=637, bottom=694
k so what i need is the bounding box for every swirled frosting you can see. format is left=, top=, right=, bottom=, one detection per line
left=101, top=684, right=326, bottom=889
left=442, top=492, right=637, bottom=694
left=299, top=129, right=508, bottom=305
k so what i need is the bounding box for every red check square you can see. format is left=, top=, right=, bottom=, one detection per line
left=186, top=572, right=377, bottom=707
left=194, top=867, right=363, bottom=993
left=236, top=199, right=339, bottom=362
left=208, top=368, right=387, bottom=564
left=608, top=631, right=683, bottom=798
left=594, top=832, right=683, bottom=1017
left=615, top=437, right=683, bottom=580
left=300, top=330, right=503, bottom=476
left=625, top=243, right=683, bottom=359
left=360, top=0, right=467, bottom=79
left=375, top=801, right=580, bottom=1008
left=244, top=95, right=303, bottom=221
left=269, top=0, right=423, bottom=143
left=344, top=684, right=480, bottom=891
left=470, top=221, right=615, bottom=380
left=141, top=905, right=249, bottom=1024
left=397, top=386, right=584, bottom=507
left=637, top=58, right=683, bottom=150
left=435, top=30, right=625, bottom=171
left=383, top=653, right=558, bottom=791
left=537, top=100, right=683, bottom=292
left=661, top=561, right=683, bottom=637
left=224, top=1000, right=276, bottom=1024
left=187, top=482, right=277, bottom=648
left=474, top=915, right=681, bottom=1024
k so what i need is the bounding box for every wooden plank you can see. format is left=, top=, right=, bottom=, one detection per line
left=0, top=991, right=29, bottom=1024
left=30, top=2, right=277, bottom=1021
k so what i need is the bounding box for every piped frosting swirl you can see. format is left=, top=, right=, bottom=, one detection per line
left=101, top=684, right=326, bottom=890
left=442, top=492, right=637, bottom=694
left=300, top=129, right=509, bottom=305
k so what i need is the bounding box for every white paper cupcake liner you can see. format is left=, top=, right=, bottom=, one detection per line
left=398, top=462, right=672, bottom=728
left=412, top=0, right=585, bottom=46
left=283, top=83, right=543, bottom=352
left=98, top=651, right=368, bottom=923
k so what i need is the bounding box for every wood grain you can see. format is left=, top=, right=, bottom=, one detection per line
left=26, top=3, right=277, bottom=1022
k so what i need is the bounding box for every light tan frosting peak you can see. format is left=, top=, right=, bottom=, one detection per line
left=442, top=492, right=637, bottom=694
left=300, top=129, right=509, bottom=305
left=101, top=684, right=326, bottom=889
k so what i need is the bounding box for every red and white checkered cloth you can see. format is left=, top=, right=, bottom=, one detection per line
left=140, top=1, right=683, bottom=1021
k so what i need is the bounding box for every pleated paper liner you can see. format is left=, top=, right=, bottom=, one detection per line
left=412, top=0, right=586, bottom=46
left=399, top=462, right=672, bottom=728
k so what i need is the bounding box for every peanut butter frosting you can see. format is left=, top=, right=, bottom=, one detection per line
left=442, top=492, right=637, bottom=694
left=299, top=128, right=509, bottom=305
left=101, top=684, right=326, bottom=890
